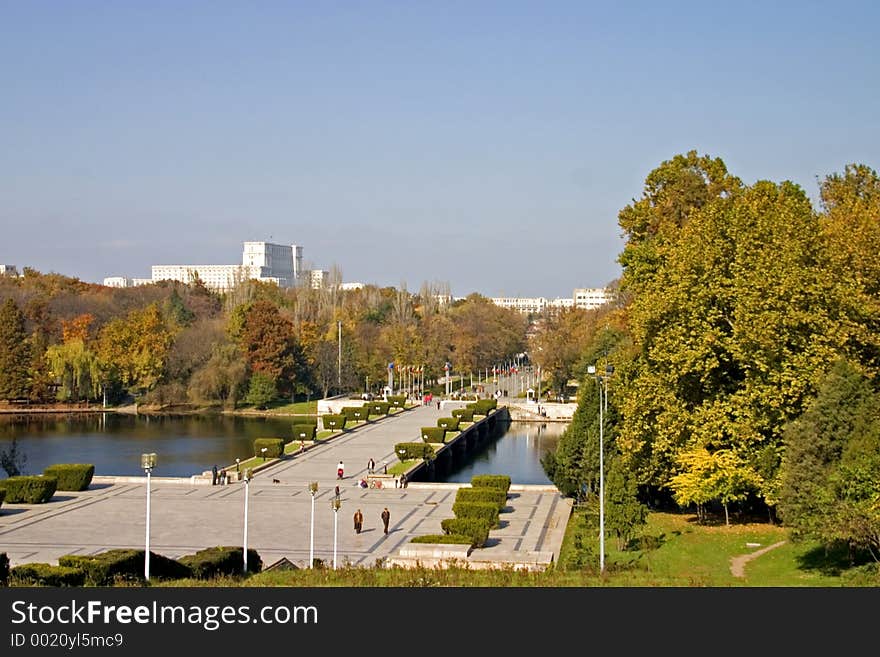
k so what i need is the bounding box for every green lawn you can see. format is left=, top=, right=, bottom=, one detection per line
left=236, top=400, right=318, bottom=415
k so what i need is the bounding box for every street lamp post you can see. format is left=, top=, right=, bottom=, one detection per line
left=587, top=363, right=614, bottom=574
left=140, top=452, right=157, bottom=581
left=331, top=497, right=341, bottom=569
left=308, top=482, right=318, bottom=568
left=242, top=469, right=252, bottom=573
left=337, top=320, right=342, bottom=390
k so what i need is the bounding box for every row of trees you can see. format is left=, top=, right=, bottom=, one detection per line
left=545, top=152, right=879, bottom=561
left=0, top=273, right=528, bottom=410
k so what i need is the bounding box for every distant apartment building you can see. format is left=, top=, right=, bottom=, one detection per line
left=340, top=282, right=365, bottom=290
left=491, top=287, right=610, bottom=315
left=103, top=276, right=153, bottom=288
left=0, top=264, right=20, bottom=277
left=308, top=269, right=330, bottom=289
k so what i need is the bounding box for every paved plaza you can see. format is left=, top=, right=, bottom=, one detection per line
left=0, top=405, right=571, bottom=571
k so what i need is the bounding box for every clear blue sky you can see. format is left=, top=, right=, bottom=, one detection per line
left=1, top=1, right=878, bottom=298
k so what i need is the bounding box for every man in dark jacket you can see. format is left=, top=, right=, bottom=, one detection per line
left=381, top=507, right=391, bottom=534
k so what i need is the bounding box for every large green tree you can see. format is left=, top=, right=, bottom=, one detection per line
left=0, top=298, right=31, bottom=400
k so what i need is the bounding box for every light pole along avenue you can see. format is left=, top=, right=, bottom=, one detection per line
left=587, top=363, right=614, bottom=574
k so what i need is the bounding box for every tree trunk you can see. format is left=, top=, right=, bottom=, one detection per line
left=723, top=503, right=729, bottom=526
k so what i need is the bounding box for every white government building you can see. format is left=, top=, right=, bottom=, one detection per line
left=491, top=287, right=611, bottom=314
left=104, top=241, right=328, bottom=292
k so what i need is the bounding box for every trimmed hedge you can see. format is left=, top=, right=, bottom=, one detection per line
left=452, top=501, right=500, bottom=528
left=341, top=406, right=370, bottom=422
left=420, top=427, right=447, bottom=443
left=410, top=534, right=473, bottom=545
left=43, top=464, right=95, bottom=491
left=455, top=487, right=508, bottom=510
left=0, top=475, right=57, bottom=503
left=473, top=399, right=497, bottom=415
left=0, top=552, right=8, bottom=586
left=387, top=395, right=407, bottom=408
left=437, top=417, right=460, bottom=431
left=369, top=401, right=390, bottom=416
left=178, top=546, right=262, bottom=578
left=471, top=474, right=511, bottom=492
left=451, top=408, right=474, bottom=422
left=441, top=517, right=491, bottom=548
left=9, top=563, right=86, bottom=587
left=291, top=424, right=316, bottom=440
left=253, top=438, right=285, bottom=459
left=394, top=442, right=435, bottom=460
left=321, top=414, right=347, bottom=431
left=59, top=549, right=190, bottom=585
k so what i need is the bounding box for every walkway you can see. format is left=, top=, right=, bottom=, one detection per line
left=730, top=540, right=788, bottom=578
left=0, top=405, right=570, bottom=571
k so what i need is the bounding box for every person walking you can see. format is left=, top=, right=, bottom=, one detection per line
left=367, top=457, right=375, bottom=474
left=211, top=464, right=218, bottom=486
left=353, top=509, right=364, bottom=534
left=381, top=507, right=391, bottom=535
left=337, top=460, right=345, bottom=480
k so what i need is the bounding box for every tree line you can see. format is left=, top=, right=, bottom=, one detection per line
left=544, top=152, right=880, bottom=562
left=0, top=274, right=527, bottom=409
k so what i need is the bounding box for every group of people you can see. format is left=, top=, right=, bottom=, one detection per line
left=211, top=464, right=228, bottom=485
left=353, top=507, right=391, bottom=535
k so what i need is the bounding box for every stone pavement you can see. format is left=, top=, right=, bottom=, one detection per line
left=0, top=405, right=571, bottom=571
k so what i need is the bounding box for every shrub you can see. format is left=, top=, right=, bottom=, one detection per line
left=420, top=427, right=446, bottom=443
left=321, top=414, right=347, bottom=431
left=466, top=403, right=478, bottom=410
left=369, top=401, right=390, bottom=416
left=451, top=408, right=474, bottom=422
left=253, top=438, right=285, bottom=459
left=441, top=518, right=492, bottom=548
left=0, top=475, right=57, bottom=503
left=291, top=424, right=316, bottom=440
left=341, top=406, right=369, bottom=422
left=437, top=417, right=460, bottom=431
left=452, top=501, right=500, bottom=528
left=43, top=464, right=95, bottom=491
left=473, top=399, right=497, bottom=415
left=178, top=546, right=262, bottom=579
left=394, top=442, right=435, bottom=460
left=0, top=552, right=8, bottom=586
left=455, top=487, right=508, bottom=510
left=9, top=563, right=85, bottom=587
left=59, top=549, right=189, bottom=585
left=387, top=395, right=407, bottom=408
left=471, top=474, right=511, bottom=492
left=410, top=534, right=473, bottom=545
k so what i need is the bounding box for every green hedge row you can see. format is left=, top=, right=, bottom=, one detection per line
left=420, top=427, right=446, bottom=443
left=437, top=417, right=460, bottom=431
left=451, top=408, right=474, bottom=422
left=178, top=546, right=262, bottom=578
left=440, top=518, right=491, bottom=548
left=387, top=395, right=407, bottom=408
left=395, top=442, right=435, bottom=460
left=0, top=475, right=57, bottom=503
left=43, top=464, right=94, bottom=491
left=472, top=399, right=497, bottom=415
left=341, top=406, right=370, bottom=421
left=455, top=487, right=508, bottom=509
left=452, top=501, right=500, bottom=528
left=410, top=534, right=473, bottom=545
left=471, top=474, right=511, bottom=492
left=291, top=424, right=316, bottom=440
left=369, top=401, right=390, bottom=416
left=321, top=414, right=347, bottom=431
left=59, top=549, right=190, bottom=585
left=253, top=438, right=285, bottom=459
left=9, top=563, right=86, bottom=587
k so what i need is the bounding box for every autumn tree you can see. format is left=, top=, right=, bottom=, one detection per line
left=236, top=300, right=307, bottom=397
left=96, top=303, right=173, bottom=394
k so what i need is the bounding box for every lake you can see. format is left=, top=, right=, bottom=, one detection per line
left=0, top=413, right=566, bottom=484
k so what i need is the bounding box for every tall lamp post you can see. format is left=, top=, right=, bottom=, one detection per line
left=140, top=452, right=157, bottom=581
left=337, top=320, right=342, bottom=391
left=308, top=481, right=318, bottom=568
left=242, top=469, right=252, bottom=573
left=331, top=497, right=341, bottom=569
left=587, top=363, right=614, bottom=574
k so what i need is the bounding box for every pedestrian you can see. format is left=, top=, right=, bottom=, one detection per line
left=436, top=400, right=441, bottom=409
left=353, top=509, right=363, bottom=534
left=337, top=460, right=345, bottom=480
left=381, top=507, right=391, bottom=534
left=334, top=485, right=340, bottom=499
left=400, top=472, right=408, bottom=488
left=220, top=469, right=227, bottom=485
left=367, top=457, right=375, bottom=474
left=211, top=464, right=218, bottom=486
left=383, top=461, right=387, bottom=474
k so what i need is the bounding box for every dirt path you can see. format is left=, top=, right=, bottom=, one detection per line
left=730, top=540, right=787, bottom=578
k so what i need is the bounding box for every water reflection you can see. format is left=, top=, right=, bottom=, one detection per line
left=421, top=420, right=568, bottom=485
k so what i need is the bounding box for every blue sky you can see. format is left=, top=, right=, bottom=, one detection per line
left=1, top=1, right=878, bottom=298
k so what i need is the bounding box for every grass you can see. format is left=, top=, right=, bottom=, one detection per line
left=387, top=460, right=420, bottom=475
left=235, top=400, right=318, bottom=415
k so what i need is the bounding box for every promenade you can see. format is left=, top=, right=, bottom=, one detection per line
left=0, top=405, right=571, bottom=571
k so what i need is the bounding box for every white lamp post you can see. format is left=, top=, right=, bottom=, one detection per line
left=242, top=469, right=252, bottom=573
left=308, top=481, right=318, bottom=568
left=140, top=452, right=157, bottom=581
left=587, top=363, right=614, bottom=574
left=331, top=497, right=341, bottom=569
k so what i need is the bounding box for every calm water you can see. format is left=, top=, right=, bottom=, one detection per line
left=423, top=420, right=567, bottom=485
left=0, top=413, right=298, bottom=478
left=0, top=414, right=567, bottom=484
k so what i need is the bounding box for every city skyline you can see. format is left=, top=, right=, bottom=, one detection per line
left=2, top=3, right=878, bottom=298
